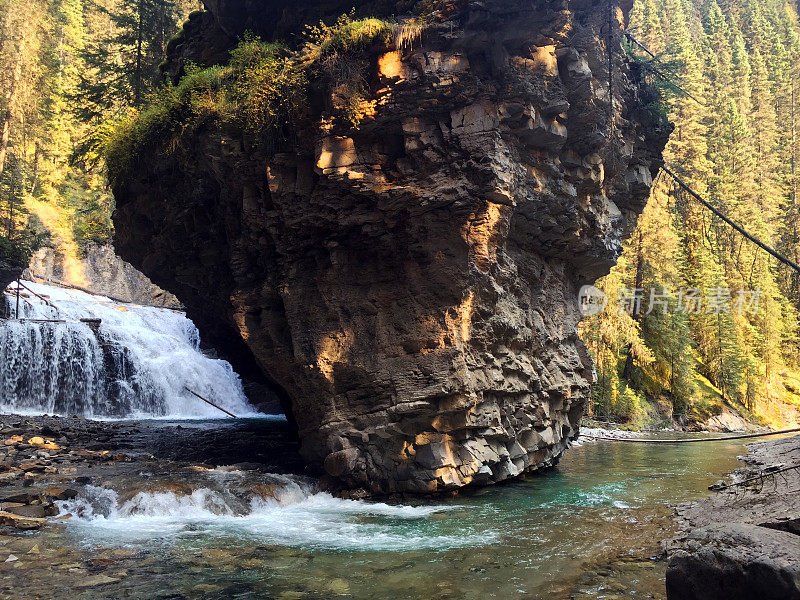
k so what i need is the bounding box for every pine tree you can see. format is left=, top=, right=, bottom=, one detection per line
left=589, top=0, right=800, bottom=426
left=77, top=0, right=183, bottom=120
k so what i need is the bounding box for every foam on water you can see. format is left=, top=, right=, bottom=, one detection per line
left=57, top=479, right=496, bottom=552
left=0, top=281, right=258, bottom=418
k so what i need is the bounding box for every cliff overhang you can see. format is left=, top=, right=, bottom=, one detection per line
left=111, top=0, right=671, bottom=495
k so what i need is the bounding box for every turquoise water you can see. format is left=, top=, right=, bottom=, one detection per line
left=38, top=433, right=750, bottom=599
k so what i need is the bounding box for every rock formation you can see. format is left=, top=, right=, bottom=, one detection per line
left=26, top=244, right=181, bottom=309
left=112, top=0, right=670, bottom=493
left=667, top=524, right=800, bottom=600
left=0, top=247, right=25, bottom=297
left=666, top=435, right=800, bottom=600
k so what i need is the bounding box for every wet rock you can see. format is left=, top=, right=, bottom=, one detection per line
left=0, top=511, right=46, bottom=530
left=666, top=523, right=800, bottom=600
left=326, top=579, right=350, bottom=595
left=75, top=574, right=121, bottom=587
left=192, top=583, right=223, bottom=594
left=3, top=503, right=58, bottom=518
left=18, top=462, right=45, bottom=473
left=117, top=481, right=195, bottom=503
left=248, top=484, right=279, bottom=500
left=0, top=492, right=38, bottom=504
left=43, top=486, right=78, bottom=501
left=0, top=471, right=20, bottom=484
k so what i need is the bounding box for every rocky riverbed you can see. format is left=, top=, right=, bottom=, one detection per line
left=0, top=413, right=301, bottom=527
left=0, top=413, right=762, bottom=599
left=666, top=434, right=800, bottom=600
left=0, top=414, right=307, bottom=598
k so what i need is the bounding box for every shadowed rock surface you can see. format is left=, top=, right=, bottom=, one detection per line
left=667, top=435, right=800, bottom=600
left=0, top=247, right=25, bottom=295
left=112, top=0, right=670, bottom=494
left=666, top=523, right=800, bottom=600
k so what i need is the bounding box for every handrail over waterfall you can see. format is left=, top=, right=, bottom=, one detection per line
left=26, top=274, right=185, bottom=312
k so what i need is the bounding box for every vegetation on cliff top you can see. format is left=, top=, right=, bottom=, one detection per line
left=102, top=15, right=395, bottom=186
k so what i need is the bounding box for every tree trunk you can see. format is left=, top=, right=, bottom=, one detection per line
left=622, top=229, right=645, bottom=382
left=29, top=141, right=39, bottom=195
left=134, top=0, right=144, bottom=107
left=792, top=80, right=800, bottom=310
left=0, top=19, right=27, bottom=177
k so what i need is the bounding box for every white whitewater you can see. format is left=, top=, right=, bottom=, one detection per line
left=57, top=476, right=495, bottom=551
left=0, top=280, right=257, bottom=418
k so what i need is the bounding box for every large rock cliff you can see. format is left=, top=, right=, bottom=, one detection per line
left=112, top=0, right=670, bottom=494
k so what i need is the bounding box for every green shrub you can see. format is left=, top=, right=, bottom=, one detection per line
left=103, top=64, right=229, bottom=185
left=302, top=14, right=392, bottom=63
left=0, top=236, right=27, bottom=264
left=0, top=229, right=42, bottom=266
left=617, top=385, right=647, bottom=424
left=228, top=37, right=307, bottom=133
left=103, top=13, right=395, bottom=182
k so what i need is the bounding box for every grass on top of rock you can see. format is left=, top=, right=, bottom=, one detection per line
left=302, top=14, right=392, bottom=63
left=102, top=64, right=231, bottom=186
left=102, top=14, right=395, bottom=186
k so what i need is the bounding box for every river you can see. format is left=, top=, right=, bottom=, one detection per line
left=0, top=283, right=751, bottom=598
left=14, top=420, right=749, bottom=600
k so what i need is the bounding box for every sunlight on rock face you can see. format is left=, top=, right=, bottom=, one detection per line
left=316, top=329, right=353, bottom=382
left=457, top=292, right=474, bottom=345
left=377, top=51, right=408, bottom=80
left=465, top=202, right=504, bottom=272
left=24, top=198, right=88, bottom=287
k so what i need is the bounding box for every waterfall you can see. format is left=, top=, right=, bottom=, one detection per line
left=0, top=281, right=257, bottom=419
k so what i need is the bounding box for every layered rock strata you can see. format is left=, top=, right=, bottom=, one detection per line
left=113, top=0, right=670, bottom=493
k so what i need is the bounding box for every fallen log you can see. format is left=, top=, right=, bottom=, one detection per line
left=184, top=387, right=238, bottom=418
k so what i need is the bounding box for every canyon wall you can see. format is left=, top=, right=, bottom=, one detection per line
left=26, top=244, right=181, bottom=309
left=112, top=0, right=670, bottom=494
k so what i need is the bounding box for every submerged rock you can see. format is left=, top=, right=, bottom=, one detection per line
left=112, top=0, right=669, bottom=493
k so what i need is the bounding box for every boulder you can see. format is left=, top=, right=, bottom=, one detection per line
left=3, top=503, right=58, bottom=518
left=666, top=523, right=800, bottom=600
left=117, top=481, right=195, bottom=503
left=0, top=510, right=46, bottom=530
